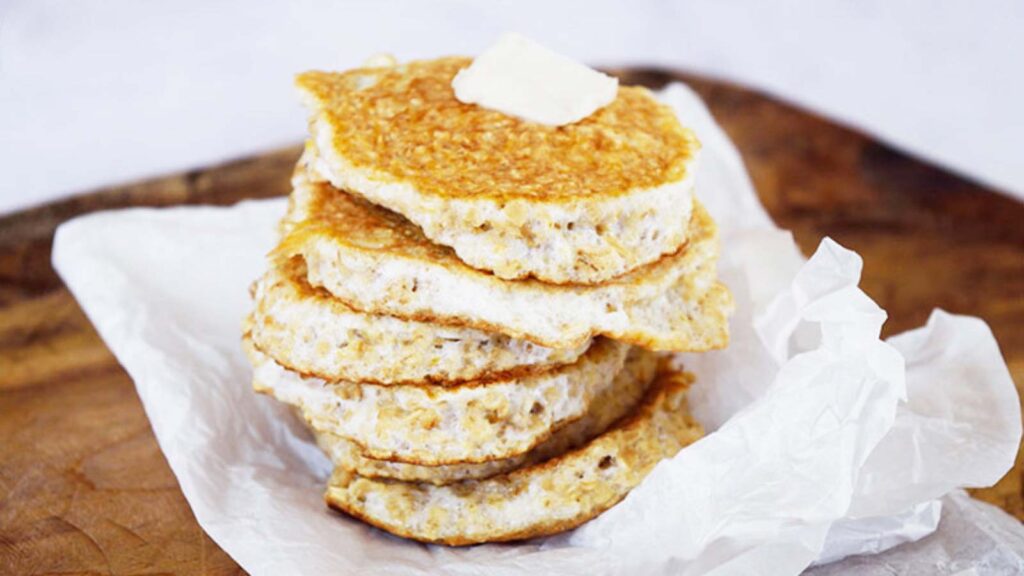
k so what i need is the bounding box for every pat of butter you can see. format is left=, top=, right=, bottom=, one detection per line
left=452, top=33, right=618, bottom=126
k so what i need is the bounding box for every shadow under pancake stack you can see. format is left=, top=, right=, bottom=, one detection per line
left=243, top=56, right=733, bottom=545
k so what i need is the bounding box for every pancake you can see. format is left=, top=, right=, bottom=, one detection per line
left=245, top=336, right=630, bottom=465
left=296, top=57, right=700, bottom=284
left=313, top=347, right=658, bottom=485
left=249, top=258, right=588, bottom=385
left=275, top=162, right=732, bottom=352
left=324, top=368, right=703, bottom=545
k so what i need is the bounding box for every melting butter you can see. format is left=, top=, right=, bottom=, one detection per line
left=452, top=33, right=618, bottom=126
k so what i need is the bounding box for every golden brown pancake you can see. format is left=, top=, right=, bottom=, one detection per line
left=275, top=161, right=731, bottom=352
left=296, top=58, right=701, bottom=283
left=324, top=369, right=703, bottom=545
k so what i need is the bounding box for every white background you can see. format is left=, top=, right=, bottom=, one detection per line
left=2, top=0, right=1022, bottom=215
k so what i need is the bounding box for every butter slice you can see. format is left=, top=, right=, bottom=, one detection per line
left=452, top=33, right=618, bottom=126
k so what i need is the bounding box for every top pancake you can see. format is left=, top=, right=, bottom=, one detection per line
left=297, top=57, right=696, bottom=203
left=296, top=57, right=701, bottom=284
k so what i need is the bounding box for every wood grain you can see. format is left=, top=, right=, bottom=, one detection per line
left=1, top=69, right=1021, bottom=574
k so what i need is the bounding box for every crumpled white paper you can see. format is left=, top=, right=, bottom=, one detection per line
left=52, top=84, right=1022, bottom=575
left=807, top=490, right=1024, bottom=575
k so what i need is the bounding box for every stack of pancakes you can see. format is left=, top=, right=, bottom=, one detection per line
left=244, top=57, right=733, bottom=545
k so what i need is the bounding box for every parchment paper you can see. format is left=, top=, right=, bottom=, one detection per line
left=52, top=84, right=1022, bottom=575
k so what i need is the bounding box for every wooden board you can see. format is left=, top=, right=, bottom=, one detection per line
left=1, top=69, right=1021, bottom=573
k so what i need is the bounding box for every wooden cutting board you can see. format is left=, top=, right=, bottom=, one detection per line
left=1, top=69, right=1021, bottom=574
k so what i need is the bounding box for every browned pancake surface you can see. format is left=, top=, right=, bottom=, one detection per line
left=297, top=57, right=699, bottom=203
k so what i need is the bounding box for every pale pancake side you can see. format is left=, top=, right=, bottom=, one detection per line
left=246, top=336, right=630, bottom=465
left=314, top=347, right=659, bottom=485
left=250, top=257, right=588, bottom=385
